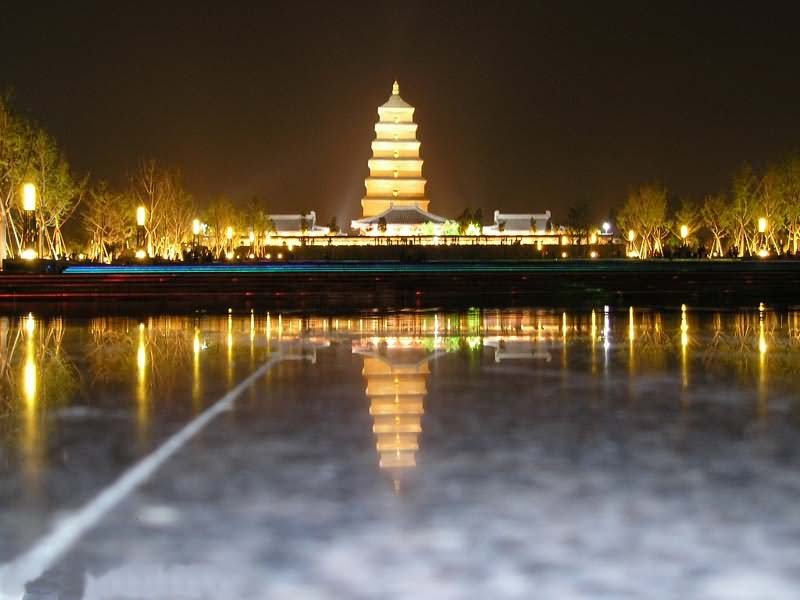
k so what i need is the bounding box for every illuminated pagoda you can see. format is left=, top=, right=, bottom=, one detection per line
left=353, top=338, right=433, bottom=486
left=351, top=81, right=447, bottom=235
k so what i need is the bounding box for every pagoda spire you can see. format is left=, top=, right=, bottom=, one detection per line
left=360, top=81, right=430, bottom=218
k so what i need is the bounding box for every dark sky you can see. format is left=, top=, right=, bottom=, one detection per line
left=2, top=1, right=800, bottom=224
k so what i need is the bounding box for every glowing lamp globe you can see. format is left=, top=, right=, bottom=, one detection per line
left=136, top=206, right=146, bottom=227
left=22, top=183, right=37, bottom=211
left=680, top=225, right=689, bottom=240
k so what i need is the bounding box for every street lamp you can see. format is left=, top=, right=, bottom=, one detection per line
left=602, top=222, right=611, bottom=234
left=20, top=183, right=38, bottom=260
left=135, top=206, right=147, bottom=259
left=225, top=226, right=234, bottom=259
left=192, top=218, right=201, bottom=251
left=757, top=217, right=769, bottom=257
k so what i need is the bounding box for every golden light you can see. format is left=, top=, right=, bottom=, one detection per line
left=627, top=229, right=636, bottom=242
left=25, top=312, right=35, bottom=335
left=225, top=250, right=234, bottom=260
left=758, top=217, right=767, bottom=234
left=680, top=225, right=689, bottom=240
left=589, top=233, right=598, bottom=245
left=757, top=248, right=769, bottom=258
left=266, top=253, right=271, bottom=259
left=22, top=182, right=37, bottom=211
left=277, top=252, right=284, bottom=259
left=225, top=226, right=234, bottom=240
left=135, top=249, right=147, bottom=259
left=137, top=323, right=147, bottom=372
left=193, top=329, right=201, bottom=355
left=20, top=248, right=38, bottom=261
left=590, top=250, right=598, bottom=258
left=561, top=251, right=568, bottom=258
left=602, top=222, right=611, bottom=233
left=136, top=206, right=146, bottom=227
left=192, top=219, right=201, bottom=236
left=248, top=231, right=255, bottom=243
left=561, top=235, right=570, bottom=245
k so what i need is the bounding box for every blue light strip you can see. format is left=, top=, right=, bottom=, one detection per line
left=62, top=259, right=761, bottom=276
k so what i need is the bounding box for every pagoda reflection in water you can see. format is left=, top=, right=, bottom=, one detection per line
left=353, top=336, right=447, bottom=486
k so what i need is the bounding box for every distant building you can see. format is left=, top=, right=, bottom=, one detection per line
left=268, top=211, right=329, bottom=237
left=482, top=210, right=552, bottom=236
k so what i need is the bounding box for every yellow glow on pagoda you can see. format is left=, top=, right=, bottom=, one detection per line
left=361, top=81, right=429, bottom=217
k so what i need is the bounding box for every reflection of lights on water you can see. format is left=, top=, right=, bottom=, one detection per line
left=137, top=323, right=146, bottom=372
left=759, top=322, right=768, bottom=355
left=23, top=350, right=37, bottom=405
left=681, top=307, right=689, bottom=348
left=466, top=336, right=481, bottom=350
left=628, top=307, right=635, bottom=341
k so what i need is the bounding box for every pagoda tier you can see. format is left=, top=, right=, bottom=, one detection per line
left=361, top=81, right=430, bottom=217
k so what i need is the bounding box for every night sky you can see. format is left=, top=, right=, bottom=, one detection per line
left=2, top=2, right=800, bottom=224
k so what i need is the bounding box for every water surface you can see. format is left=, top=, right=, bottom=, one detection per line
left=1, top=308, right=799, bottom=599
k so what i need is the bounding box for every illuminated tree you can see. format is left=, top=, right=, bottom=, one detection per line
left=617, top=184, right=669, bottom=258
left=727, top=166, right=759, bottom=256
left=672, top=198, right=700, bottom=244
left=756, top=166, right=786, bottom=253
left=26, top=127, right=85, bottom=258
left=0, top=96, right=82, bottom=259
left=83, top=182, right=133, bottom=261
left=203, top=196, right=236, bottom=256
left=700, top=195, right=729, bottom=257
left=778, top=157, right=800, bottom=253
left=566, top=201, right=591, bottom=244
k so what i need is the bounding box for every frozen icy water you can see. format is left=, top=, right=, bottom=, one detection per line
left=1, top=308, right=800, bottom=599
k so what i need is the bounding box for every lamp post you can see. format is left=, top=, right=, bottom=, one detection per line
left=225, top=226, right=234, bottom=259
left=21, top=183, right=38, bottom=260
left=135, top=206, right=147, bottom=259
left=757, top=217, right=768, bottom=257
left=192, top=219, right=201, bottom=250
